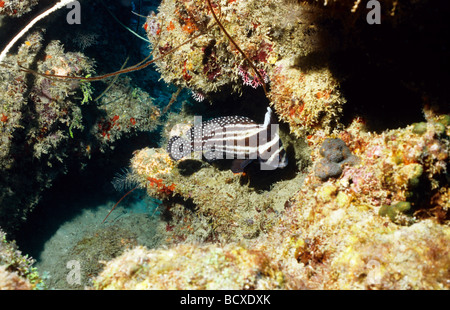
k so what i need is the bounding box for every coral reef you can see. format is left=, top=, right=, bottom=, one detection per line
left=0, top=229, right=43, bottom=289
left=129, top=142, right=307, bottom=244
left=264, top=206, right=450, bottom=289
left=93, top=244, right=283, bottom=290
left=0, top=0, right=448, bottom=291
left=306, top=112, right=449, bottom=220
left=101, top=95, right=449, bottom=289
left=269, top=64, right=346, bottom=137
left=314, top=137, right=359, bottom=180
left=0, top=32, right=95, bottom=231
left=0, top=0, right=165, bottom=289
left=146, top=0, right=347, bottom=136
left=88, top=0, right=449, bottom=289
left=146, top=0, right=339, bottom=95
left=94, top=76, right=161, bottom=152
left=124, top=103, right=310, bottom=245
left=145, top=0, right=447, bottom=137
left=0, top=265, right=32, bottom=289
left=0, top=0, right=38, bottom=17
left=0, top=6, right=161, bottom=232
left=257, top=112, right=449, bottom=289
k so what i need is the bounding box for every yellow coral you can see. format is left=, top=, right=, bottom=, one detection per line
left=0, top=266, right=32, bottom=290
left=131, top=147, right=174, bottom=180
left=270, top=64, right=346, bottom=137
left=93, top=244, right=282, bottom=290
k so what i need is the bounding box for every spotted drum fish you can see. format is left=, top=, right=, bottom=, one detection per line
left=167, top=107, right=288, bottom=173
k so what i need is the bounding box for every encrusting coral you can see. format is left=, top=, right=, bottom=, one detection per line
left=257, top=109, right=449, bottom=289
left=0, top=0, right=38, bottom=17
left=0, top=229, right=43, bottom=289
left=0, top=0, right=448, bottom=290
left=93, top=243, right=283, bottom=290
left=146, top=0, right=347, bottom=136
left=105, top=109, right=448, bottom=290
left=0, top=265, right=32, bottom=290
left=0, top=31, right=95, bottom=231
left=94, top=76, right=161, bottom=152
left=91, top=0, right=449, bottom=290
left=129, top=142, right=307, bottom=244
left=269, top=64, right=346, bottom=137
left=0, top=7, right=162, bottom=231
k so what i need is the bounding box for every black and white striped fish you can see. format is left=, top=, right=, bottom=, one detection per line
left=167, top=107, right=288, bottom=173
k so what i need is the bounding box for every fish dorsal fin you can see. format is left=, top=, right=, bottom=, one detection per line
left=263, top=107, right=272, bottom=127
left=263, top=106, right=280, bottom=128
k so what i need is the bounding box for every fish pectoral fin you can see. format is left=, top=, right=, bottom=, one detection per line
left=231, top=159, right=253, bottom=173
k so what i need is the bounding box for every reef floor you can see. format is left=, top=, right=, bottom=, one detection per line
left=15, top=168, right=167, bottom=289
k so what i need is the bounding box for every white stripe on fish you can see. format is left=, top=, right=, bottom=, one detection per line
left=167, top=107, right=288, bottom=172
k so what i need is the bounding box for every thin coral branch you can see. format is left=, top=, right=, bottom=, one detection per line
left=162, top=87, right=182, bottom=115
left=12, top=23, right=216, bottom=82
left=205, top=0, right=268, bottom=98
left=102, top=186, right=138, bottom=224
left=94, top=56, right=130, bottom=102
left=100, top=0, right=150, bottom=43
left=131, top=11, right=147, bottom=19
